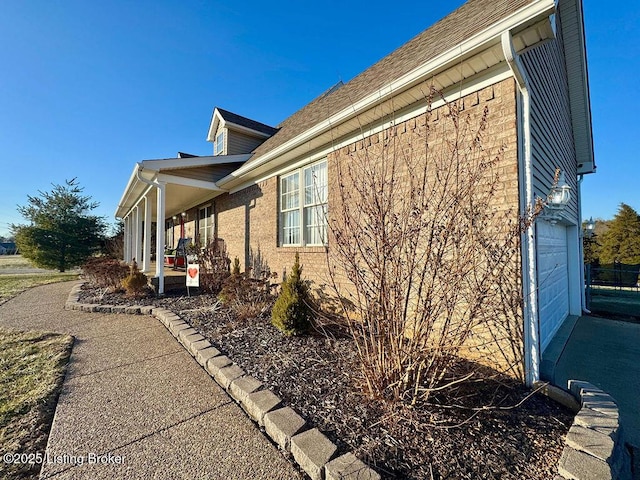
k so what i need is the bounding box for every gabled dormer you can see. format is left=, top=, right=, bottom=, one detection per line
left=206, top=107, right=278, bottom=156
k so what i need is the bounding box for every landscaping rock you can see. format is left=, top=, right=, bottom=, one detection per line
left=215, top=364, right=245, bottom=390
left=195, top=346, right=221, bottom=368
left=205, top=355, right=232, bottom=377
left=168, top=321, right=190, bottom=337
left=325, top=452, right=380, bottom=480
left=242, top=390, right=282, bottom=426
left=177, top=327, right=198, bottom=343
left=125, top=306, right=141, bottom=315
left=189, top=339, right=212, bottom=356
left=263, top=407, right=306, bottom=451
left=291, top=428, right=337, bottom=480
left=565, top=424, right=615, bottom=462
left=574, top=408, right=619, bottom=434
left=229, top=376, right=263, bottom=404
left=558, top=447, right=612, bottom=480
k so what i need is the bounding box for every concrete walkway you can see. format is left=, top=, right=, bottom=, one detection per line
left=549, top=315, right=640, bottom=448
left=0, top=282, right=300, bottom=479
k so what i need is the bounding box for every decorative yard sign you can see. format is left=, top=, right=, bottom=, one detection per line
left=186, top=264, right=199, bottom=286
left=186, top=258, right=199, bottom=297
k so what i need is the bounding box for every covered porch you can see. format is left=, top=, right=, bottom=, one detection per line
left=114, top=154, right=249, bottom=294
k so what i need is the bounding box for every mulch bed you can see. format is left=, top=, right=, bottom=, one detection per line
left=80, top=286, right=573, bottom=479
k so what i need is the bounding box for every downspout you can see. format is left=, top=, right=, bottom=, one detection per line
left=577, top=174, right=591, bottom=313
left=136, top=166, right=165, bottom=295
left=501, top=30, right=540, bottom=386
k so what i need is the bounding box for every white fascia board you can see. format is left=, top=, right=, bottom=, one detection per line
left=156, top=173, right=223, bottom=191
left=141, top=154, right=252, bottom=172
left=565, top=0, right=595, bottom=174
left=221, top=0, right=556, bottom=186
left=206, top=108, right=223, bottom=142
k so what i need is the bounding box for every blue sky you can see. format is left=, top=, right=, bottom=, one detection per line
left=0, top=0, right=638, bottom=238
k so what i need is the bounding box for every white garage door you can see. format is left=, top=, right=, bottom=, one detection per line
left=536, top=221, right=569, bottom=352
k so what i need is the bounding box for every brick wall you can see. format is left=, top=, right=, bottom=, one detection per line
left=214, top=77, right=524, bottom=375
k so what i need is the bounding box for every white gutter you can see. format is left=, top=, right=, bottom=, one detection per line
left=218, top=0, right=555, bottom=187
left=115, top=165, right=141, bottom=219
left=501, top=30, right=540, bottom=387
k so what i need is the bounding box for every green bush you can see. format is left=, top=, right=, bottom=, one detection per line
left=271, top=253, right=312, bottom=335
left=121, top=262, right=149, bottom=297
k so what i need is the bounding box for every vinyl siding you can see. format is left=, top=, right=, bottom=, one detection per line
left=227, top=130, right=266, bottom=155
left=521, top=14, right=579, bottom=223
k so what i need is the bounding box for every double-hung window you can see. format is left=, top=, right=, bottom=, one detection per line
left=280, top=160, right=327, bottom=246
left=198, top=205, right=213, bottom=247
left=214, top=131, right=225, bottom=155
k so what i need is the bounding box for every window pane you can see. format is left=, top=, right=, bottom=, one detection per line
left=215, top=132, right=224, bottom=155
left=304, top=162, right=327, bottom=206
left=305, top=205, right=327, bottom=245
left=281, top=173, right=299, bottom=210
left=282, top=210, right=300, bottom=245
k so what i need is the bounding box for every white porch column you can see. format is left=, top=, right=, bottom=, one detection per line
left=143, top=194, right=152, bottom=273
left=134, top=204, right=143, bottom=265
left=124, top=215, right=132, bottom=263
left=122, top=216, right=128, bottom=262
left=156, top=181, right=166, bottom=295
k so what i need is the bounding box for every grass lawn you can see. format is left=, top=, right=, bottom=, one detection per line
left=0, top=328, right=73, bottom=480
left=0, top=256, right=79, bottom=305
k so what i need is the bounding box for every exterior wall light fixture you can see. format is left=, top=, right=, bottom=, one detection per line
left=542, top=171, right=571, bottom=224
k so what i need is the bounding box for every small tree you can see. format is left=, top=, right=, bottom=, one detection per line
left=12, top=179, right=106, bottom=272
left=271, top=253, right=312, bottom=335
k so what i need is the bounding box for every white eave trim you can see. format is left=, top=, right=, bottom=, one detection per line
left=141, top=154, right=251, bottom=171
left=206, top=108, right=274, bottom=142
left=218, top=0, right=556, bottom=187
left=156, top=173, right=223, bottom=191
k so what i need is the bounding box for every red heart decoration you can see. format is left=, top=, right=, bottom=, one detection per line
left=188, top=267, right=198, bottom=278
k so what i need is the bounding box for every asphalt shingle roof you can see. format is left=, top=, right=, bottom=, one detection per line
left=216, top=108, right=279, bottom=136
left=251, top=0, right=534, bottom=159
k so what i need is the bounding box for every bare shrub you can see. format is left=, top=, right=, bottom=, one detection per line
left=82, top=257, right=129, bottom=291
left=328, top=87, right=541, bottom=405
left=219, top=265, right=277, bottom=321
left=196, top=239, right=231, bottom=294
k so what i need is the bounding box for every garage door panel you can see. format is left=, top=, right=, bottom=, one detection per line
left=537, top=221, right=569, bottom=352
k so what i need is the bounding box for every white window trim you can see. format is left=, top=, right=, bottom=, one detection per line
left=198, top=205, right=214, bottom=247
left=279, top=159, right=327, bottom=247
left=214, top=131, right=225, bottom=156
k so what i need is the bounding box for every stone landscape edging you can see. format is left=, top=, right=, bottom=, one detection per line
left=554, top=380, right=632, bottom=480
left=69, top=283, right=634, bottom=480
left=65, top=283, right=380, bottom=480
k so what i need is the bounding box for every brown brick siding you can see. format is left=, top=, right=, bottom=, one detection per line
left=211, top=77, right=523, bottom=376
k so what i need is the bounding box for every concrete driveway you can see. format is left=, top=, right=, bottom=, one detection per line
left=547, top=315, right=640, bottom=448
